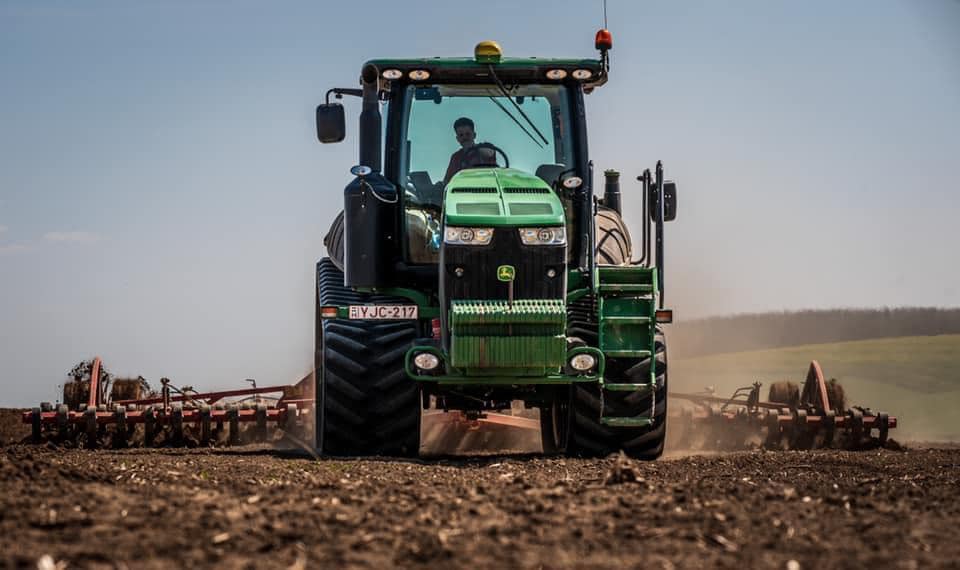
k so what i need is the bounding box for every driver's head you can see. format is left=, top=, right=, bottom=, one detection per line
left=453, top=117, right=476, bottom=149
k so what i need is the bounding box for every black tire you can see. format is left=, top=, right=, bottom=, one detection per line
left=554, top=205, right=668, bottom=459
left=315, top=258, right=421, bottom=457
left=324, top=212, right=345, bottom=272
left=543, top=298, right=669, bottom=459
left=567, top=329, right=668, bottom=459
left=595, top=205, right=632, bottom=265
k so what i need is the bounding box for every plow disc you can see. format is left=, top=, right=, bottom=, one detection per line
left=25, top=357, right=313, bottom=448
left=669, top=360, right=896, bottom=451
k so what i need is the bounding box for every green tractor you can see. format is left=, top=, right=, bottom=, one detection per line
left=314, top=32, right=678, bottom=458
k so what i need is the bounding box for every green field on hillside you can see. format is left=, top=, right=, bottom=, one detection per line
left=670, top=334, right=960, bottom=442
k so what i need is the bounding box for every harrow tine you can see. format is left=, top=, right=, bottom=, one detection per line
left=172, top=405, right=184, bottom=445
left=254, top=403, right=268, bottom=441
left=228, top=404, right=240, bottom=445
left=764, top=409, right=781, bottom=449
left=790, top=409, right=811, bottom=450
left=84, top=406, right=98, bottom=448
left=848, top=409, right=864, bottom=449
left=214, top=403, right=225, bottom=442
left=56, top=404, right=70, bottom=442
left=31, top=408, right=42, bottom=443
left=200, top=405, right=212, bottom=446
left=115, top=406, right=129, bottom=448
left=822, top=409, right=836, bottom=447
left=143, top=407, right=156, bottom=445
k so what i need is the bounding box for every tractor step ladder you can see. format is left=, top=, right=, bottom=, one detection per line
left=596, top=266, right=658, bottom=427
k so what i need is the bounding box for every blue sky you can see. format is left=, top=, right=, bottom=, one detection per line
left=1, top=1, right=958, bottom=405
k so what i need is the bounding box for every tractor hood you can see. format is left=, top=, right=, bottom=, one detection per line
left=444, top=168, right=565, bottom=227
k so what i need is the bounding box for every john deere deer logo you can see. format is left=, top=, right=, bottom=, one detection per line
left=497, top=265, right=515, bottom=282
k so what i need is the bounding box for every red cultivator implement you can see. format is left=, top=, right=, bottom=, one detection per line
left=26, top=357, right=313, bottom=448
left=669, top=360, right=897, bottom=450
left=25, top=357, right=898, bottom=453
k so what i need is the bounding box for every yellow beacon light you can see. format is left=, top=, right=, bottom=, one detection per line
left=474, top=40, right=503, bottom=64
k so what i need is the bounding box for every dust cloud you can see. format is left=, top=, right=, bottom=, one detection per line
left=420, top=406, right=542, bottom=456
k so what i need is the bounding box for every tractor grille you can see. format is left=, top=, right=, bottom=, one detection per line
left=441, top=228, right=566, bottom=302
left=450, top=187, right=498, bottom=193
left=503, top=187, right=550, bottom=194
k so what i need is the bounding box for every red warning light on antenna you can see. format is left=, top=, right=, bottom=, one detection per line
left=595, top=29, right=613, bottom=51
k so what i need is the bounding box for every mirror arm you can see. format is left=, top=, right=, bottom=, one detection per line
left=325, top=88, right=363, bottom=105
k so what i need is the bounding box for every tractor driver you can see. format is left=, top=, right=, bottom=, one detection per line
left=442, top=117, right=496, bottom=185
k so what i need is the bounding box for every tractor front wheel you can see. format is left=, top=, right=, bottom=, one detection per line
left=315, top=258, right=421, bottom=457
left=567, top=330, right=668, bottom=459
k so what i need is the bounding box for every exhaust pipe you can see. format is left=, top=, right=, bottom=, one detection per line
left=603, top=169, right=621, bottom=215
left=359, top=64, right=381, bottom=173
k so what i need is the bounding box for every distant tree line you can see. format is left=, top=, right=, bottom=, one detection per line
left=669, top=307, right=960, bottom=358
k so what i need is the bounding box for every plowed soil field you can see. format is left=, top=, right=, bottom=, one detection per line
left=1, top=409, right=958, bottom=569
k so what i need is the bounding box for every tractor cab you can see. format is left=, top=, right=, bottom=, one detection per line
left=317, top=41, right=606, bottom=286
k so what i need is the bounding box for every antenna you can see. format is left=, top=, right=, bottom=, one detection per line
left=602, top=0, right=608, bottom=29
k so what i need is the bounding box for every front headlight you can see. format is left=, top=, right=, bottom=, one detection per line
left=444, top=226, right=494, bottom=245
left=518, top=226, right=566, bottom=246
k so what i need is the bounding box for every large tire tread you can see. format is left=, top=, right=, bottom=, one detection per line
left=567, top=332, right=668, bottom=459
left=595, top=206, right=633, bottom=266
left=316, top=258, right=420, bottom=457
left=324, top=212, right=345, bottom=272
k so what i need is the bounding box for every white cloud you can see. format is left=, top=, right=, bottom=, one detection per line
left=43, top=231, right=102, bottom=243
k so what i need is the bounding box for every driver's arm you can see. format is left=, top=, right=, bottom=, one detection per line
left=443, top=149, right=462, bottom=185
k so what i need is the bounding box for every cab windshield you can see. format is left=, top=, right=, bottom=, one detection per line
left=396, top=83, right=575, bottom=263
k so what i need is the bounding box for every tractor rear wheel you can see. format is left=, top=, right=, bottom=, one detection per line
left=315, top=258, right=421, bottom=457
left=595, top=205, right=633, bottom=265
left=324, top=212, right=345, bottom=271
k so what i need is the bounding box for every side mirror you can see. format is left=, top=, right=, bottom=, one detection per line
left=663, top=181, right=677, bottom=221
left=649, top=181, right=678, bottom=222
left=316, top=103, right=345, bottom=143
left=561, top=175, right=583, bottom=190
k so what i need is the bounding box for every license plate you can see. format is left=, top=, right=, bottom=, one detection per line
left=348, top=305, right=418, bottom=320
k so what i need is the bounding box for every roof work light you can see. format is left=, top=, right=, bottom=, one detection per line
left=474, top=40, right=503, bottom=64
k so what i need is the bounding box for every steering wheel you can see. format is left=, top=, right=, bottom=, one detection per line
left=461, top=142, right=510, bottom=169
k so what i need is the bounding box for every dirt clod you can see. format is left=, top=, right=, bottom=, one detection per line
left=604, top=451, right=642, bottom=484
